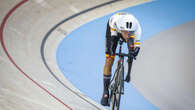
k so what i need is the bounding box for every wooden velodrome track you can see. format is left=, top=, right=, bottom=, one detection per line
left=0, top=0, right=194, bottom=110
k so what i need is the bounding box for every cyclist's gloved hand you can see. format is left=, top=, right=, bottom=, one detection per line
left=133, top=47, right=140, bottom=57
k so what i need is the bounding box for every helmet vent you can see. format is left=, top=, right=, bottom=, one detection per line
left=126, top=22, right=132, bottom=29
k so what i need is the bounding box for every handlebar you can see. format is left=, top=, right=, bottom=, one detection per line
left=115, top=51, right=136, bottom=60
left=116, top=37, right=136, bottom=60
left=115, top=53, right=129, bottom=57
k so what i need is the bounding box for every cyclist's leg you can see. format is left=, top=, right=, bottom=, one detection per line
left=125, top=37, right=135, bottom=82
left=101, top=22, right=119, bottom=106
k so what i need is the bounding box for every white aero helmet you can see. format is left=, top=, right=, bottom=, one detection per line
left=116, top=13, right=137, bottom=32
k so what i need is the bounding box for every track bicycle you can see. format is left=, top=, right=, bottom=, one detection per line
left=109, top=37, right=135, bottom=110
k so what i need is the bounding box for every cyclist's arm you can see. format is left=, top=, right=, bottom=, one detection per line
left=134, top=19, right=142, bottom=48
left=127, top=20, right=142, bottom=57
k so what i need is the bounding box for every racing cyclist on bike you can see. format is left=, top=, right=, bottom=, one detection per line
left=101, top=12, right=142, bottom=106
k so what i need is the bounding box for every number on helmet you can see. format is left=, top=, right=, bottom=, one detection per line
left=126, top=22, right=132, bottom=29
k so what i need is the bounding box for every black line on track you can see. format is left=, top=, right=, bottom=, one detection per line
left=40, top=0, right=120, bottom=109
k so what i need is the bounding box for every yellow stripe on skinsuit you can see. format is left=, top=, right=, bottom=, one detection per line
left=110, top=27, right=116, bottom=31
left=130, top=35, right=135, bottom=39
left=134, top=42, right=141, bottom=45
left=106, top=54, right=115, bottom=59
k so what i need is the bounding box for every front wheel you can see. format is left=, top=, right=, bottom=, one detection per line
left=110, top=91, right=116, bottom=110
left=115, top=85, right=122, bottom=110
left=110, top=76, right=123, bottom=110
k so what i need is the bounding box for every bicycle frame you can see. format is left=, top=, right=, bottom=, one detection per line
left=109, top=39, right=125, bottom=110
left=109, top=38, right=134, bottom=110
left=110, top=40, right=125, bottom=94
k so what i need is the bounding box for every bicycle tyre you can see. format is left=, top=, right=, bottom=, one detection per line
left=115, top=64, right=124, bottom=110
left=115, top=89, right=121, bottom=110
left=110, top=62, right=120, bottom=110
left=110, top=64, right=123, bottom=110
left=110, top=91, right=116, bottom=110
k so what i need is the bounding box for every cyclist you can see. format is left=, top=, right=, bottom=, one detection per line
left=101, top=12, right=142, bottom=106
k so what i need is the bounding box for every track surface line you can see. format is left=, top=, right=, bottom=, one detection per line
left=0, top=0, right=72, bottom=110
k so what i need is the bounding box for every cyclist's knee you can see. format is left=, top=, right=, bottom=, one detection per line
left=105, top=54, right=115, bottom=66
